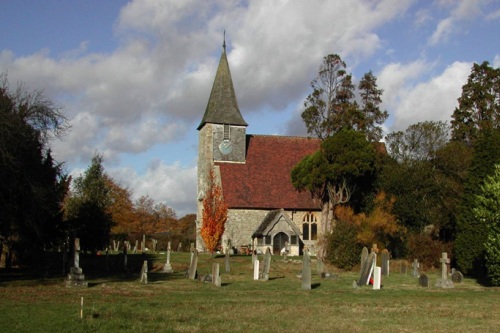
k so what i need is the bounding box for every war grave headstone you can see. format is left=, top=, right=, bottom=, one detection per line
left=212, top=263, right=221, bottom=287
left=253, top=259, right=260, bottom=280
left=188, top=249, right=199, bottom=280
left=140, top=260, right=148, bottom=284
left=435, top=252, right=454, bottom=288
left=302, top=250, right=312, bottom=290
left=451, top=268, right=463, bottom=283
left=381, top=249, right=390, bottom=276
left=419, top=273, right=429, bottom=287
left=65, top=238, right=88, bottom=287
left=412, top=259, right=420, bottom=278
left=162, top=241, right=173, bottom=273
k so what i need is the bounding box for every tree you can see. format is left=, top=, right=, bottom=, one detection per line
left=0, top=74, right=68, bottom=268
left=291, top=129, right=376, bottom=235
left=301, top=54, right=357, bottom=139
left=134, top=195, right=164, bottom=235
left=106, top=178, right=136, bottom=235
left=454, top=129, right=500, bottom=276
left=200, top=168, right=228, bottom=254
left=473, top=165, right=500, bottom=286
left=451, top=61, right=500, bottom=145
left=64, top=154, right=113, bottom=252
left=358, top=71, right=389, bottom=142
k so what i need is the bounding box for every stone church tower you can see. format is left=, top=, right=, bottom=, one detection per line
left=196, top=40, right=247, bottom=250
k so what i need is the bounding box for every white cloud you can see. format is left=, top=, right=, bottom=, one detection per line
left=380, top=61, right=471, bottom=131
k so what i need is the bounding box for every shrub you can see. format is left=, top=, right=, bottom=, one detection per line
left=325, top=218, right=361, bottom=269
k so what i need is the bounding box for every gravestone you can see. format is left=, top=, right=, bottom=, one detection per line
left=113, top=240, right=120, bottom=252
left=419, top=274, right=429, bottom=287
left=140, top=260, right=148, bottom=284
left=435, top=252, right=454, bottom=288
left=252, top=253, right=258, bottom=267
left=151, top=239, right=158, bottom=253
left=451, top=269, right=463, bottom=283
left=381, top=249, right=390, bottom=276
left=302, top=250, right=312, bottom=290
left=212, top=263, right=221, bottom=287
left=123, top=242, right=128, bottom=271
left=360, top=247, right=369, bottom=275
left=162, top=241, right=173, bottom=273
left=253, top=259, right=260, bottom=280
left=373, top=266, right=381, bottom=290
left=412, top=259, right=420, bottom=278
left=190, top=243, right=195, bottom=253
left=141, top=235, right=146, bottom=253
left=65, top=238, right=88, bottom=287
left=177, top=242, right=182, bottom=252
left=133, top=240, right=138, bottom=254
left=225, top=251, right=230, bottom=273
left=317, top=259, right=324, bottom=275
left=358, top=252, right=376, bottom=285
left=261, top=248, right=272, bottom=281
left=188, top=250, right=198, bottom=280
left=400, top=262, right=407, bottom=274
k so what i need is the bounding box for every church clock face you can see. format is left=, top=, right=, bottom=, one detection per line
left=219, top=140, right=233, bottom=155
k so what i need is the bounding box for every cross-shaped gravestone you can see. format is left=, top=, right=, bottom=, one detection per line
left=412, top=259, right=420, bottom=277
left=440, top=252, right=450, bottom=280
left=371, top=243, right=378, bottom=254
left=74, top=238, right=80, bottom=268
left=163, top=241, right=173, bottom=273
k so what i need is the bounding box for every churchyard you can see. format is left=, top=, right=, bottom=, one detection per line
left=0, top=250, right=499, bottom=332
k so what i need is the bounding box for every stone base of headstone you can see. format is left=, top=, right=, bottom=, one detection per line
left=435, top=278, right=454, bottom=288
left=65, top=267, right=88, bottom=288
left=162, top=263, right=173, bottom=273
left=352, top=280, right=360, bottom=289
left=321, top=272, right=338, bottom=280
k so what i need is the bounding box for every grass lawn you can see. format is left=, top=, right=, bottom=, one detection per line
left=0, top=252, right=498, bottom=332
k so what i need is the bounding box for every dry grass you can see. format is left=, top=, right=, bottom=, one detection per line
left=0, top=252, right=499, bottom=332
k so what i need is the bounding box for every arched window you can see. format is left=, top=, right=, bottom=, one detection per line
left=302, top=213, right=318, bottom=241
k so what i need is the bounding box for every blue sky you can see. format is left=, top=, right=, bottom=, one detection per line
left=1, top=0, right=499, bottom=216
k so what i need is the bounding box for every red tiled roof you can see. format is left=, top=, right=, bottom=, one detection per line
left=216, top=135, right=321, bottom=210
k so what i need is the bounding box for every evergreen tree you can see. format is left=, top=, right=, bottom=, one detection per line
left=454, top=129, right=500, bottom=276
left=358, top=71, right=388, bottom=142
left=65, top=154, right=113, bottom=252
left=473, top=165, right=500, bottom=285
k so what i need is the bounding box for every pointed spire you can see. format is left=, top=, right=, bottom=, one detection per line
left=197, top=35, right=247, bottom=130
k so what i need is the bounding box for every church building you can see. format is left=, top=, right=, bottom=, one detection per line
left=196, top=41, right=322, bottom=255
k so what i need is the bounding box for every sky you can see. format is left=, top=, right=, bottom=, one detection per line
left=1, top=0, right=499, bottom=217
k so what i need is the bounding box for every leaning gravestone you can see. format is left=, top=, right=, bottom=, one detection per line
left=381, top=249, right=390, bottom=276
left=140, top=260, right=148, bottom=284
left=435, top=252, right=454, bottom=288
left=358, top=252, right=376, bottom=286
left=419, top=273, right=429, bottom=287
left=261, top=248, right=272, bottom=281
left=65, top=238, right=88, bottom=287
left=162, top=241, right=173, bottom=273
left=188, top=250, right=198, bottom=280
left=302, top=250, right=312, bottom=290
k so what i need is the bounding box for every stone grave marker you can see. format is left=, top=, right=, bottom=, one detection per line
left=123, top=242, right=128, bottom=271
left=302, top=250, right=312, bottom=290
left=253, top=259, right=260, bottom=280
left=381, top=249, right=390, bottom=276
left=162, top=241, right=173, bottom=273
left=360, top=247, right=369, bottom=275
left=451, top=269, right=463, bottom=283
left=373, top=266, right=381, bottom=290
left=419, top=274, right=429, bottom=287
left=358, top=252, right=376, bottom=286
left=177, top=242, right=182, bottom=252
left=252, top=253, right=258, bottom=267
left=225, top=251, right=230, bottom=273
left=65, top=238, right=88, bottom=287
left=435, top=252, right=454, bottom=288
left=212, top=263, right=221, bottom=287
left=113, top=240, right=120, bottom=252
left=188, top=250, right=198, bottom=280
left=371, top=243, right=378, bottom=254
left=261, top=248, right=272, bottom=281
left=141, top=235, right=146, bottom=253
left=133, top=240, right=138, bottom=254
left=412, top=259, right=420, bottom=278
left=140, top=260, right=148, bottom=284
left=400, top=262, right=407, bottom=274
left=151, top=239, right=158, bottom=253
left=190, top=243, right=195, bottom=253
left=317, top=259, right=324, bottom=275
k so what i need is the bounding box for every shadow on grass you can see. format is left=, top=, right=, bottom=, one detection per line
left=311, top=283, right=321, bottom=289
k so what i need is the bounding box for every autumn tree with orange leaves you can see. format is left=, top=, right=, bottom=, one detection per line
left=201, top=169, right=228, bottom=254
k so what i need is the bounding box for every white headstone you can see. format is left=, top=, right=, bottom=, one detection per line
left=373, top=267, right=381, bottom=290
left=253, top=260, right=260, bottom=280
